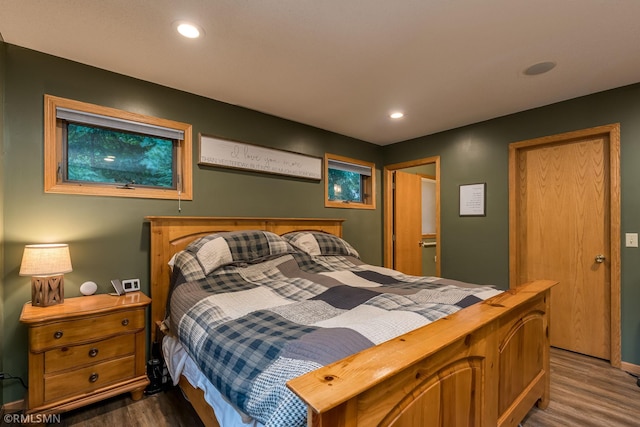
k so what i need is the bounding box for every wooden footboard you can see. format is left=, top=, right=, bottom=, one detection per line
left=287, top=280, right=555, bottom=427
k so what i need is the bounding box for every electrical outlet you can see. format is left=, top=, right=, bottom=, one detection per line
left=625, top=233, right=638, bottom=248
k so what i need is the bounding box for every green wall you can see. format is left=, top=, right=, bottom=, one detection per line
left=383, top=82, right=640, bottom=367
left=1, top=44, right=383, bottom=402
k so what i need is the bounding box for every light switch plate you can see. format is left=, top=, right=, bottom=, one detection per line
left=625, top=233, right=638, bottom=248
left=121, top=278, right=141, bottom=292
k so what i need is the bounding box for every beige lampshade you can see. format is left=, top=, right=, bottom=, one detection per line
left=19, top=244, right=73, bottom=276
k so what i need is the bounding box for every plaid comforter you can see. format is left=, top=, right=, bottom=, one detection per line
left=168, top=231, right=501, bottom=427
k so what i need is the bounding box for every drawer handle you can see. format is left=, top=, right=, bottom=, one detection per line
left=88, top=348, right=99, bottom=357
left=89, top=373, right=99, bottom=383
left=53, top=331, right=63, bottom=339
left=121, top=318, right=129, bottom=327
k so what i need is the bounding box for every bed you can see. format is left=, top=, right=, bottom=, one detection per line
left=146, top=216, right=556, bottom=427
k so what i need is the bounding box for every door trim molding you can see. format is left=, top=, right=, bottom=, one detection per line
left=383, top=156, right=441, bottom=275
left=508, top=123, right=621, bottom=367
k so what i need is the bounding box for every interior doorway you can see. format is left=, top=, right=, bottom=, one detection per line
left=509, top=124, right=621, bottom=366
left=384, top=156, right=440, bottom=276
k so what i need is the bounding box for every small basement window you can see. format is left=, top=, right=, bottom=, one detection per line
left=325, top=153, right=375, bottom=209
left=44, top=95, right=192, bottom=200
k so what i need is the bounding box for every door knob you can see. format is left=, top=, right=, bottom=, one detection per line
left=595, top=254, right=606, bottom=263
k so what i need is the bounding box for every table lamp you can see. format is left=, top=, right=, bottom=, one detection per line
left=19, top=244, right=73, bottom=307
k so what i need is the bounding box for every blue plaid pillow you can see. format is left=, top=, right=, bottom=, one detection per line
left=188, top=230, right=296, bottom=275
left=283, top=231, right=360, bottom=258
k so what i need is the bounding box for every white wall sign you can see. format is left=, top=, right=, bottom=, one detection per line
left=199, top=134, right=322, bottom=180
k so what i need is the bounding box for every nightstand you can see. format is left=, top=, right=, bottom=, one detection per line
left=19, top=293, right=151, bottom=415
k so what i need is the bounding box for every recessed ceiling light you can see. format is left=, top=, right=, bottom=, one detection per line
left=523, top=61, right=556, bottom=76
left=390, top=112, right=404, bottom=119
left=175, top=21, right=203, bottom=39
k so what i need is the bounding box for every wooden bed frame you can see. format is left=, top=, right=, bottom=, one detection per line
left=146, top=216, right=556, bottom=427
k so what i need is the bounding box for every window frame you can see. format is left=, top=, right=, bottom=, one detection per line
left=324, top=153, right=376, bottom=210
left=420, top=174, right=437, bottom=239
left=44, top=94, right=193, bottom=200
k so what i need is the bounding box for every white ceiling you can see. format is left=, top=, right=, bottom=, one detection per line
left=1, top=0, right=640, bottom=145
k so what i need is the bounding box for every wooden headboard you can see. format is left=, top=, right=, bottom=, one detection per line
left=145, top=216, right=345, bottom=342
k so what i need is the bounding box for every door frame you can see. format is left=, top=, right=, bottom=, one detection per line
left=508, top=123, right=621, bottom=367
left=384, top=156, right=441, bottom=275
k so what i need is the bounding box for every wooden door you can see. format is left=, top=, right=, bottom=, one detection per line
left=393, top=171, right=422, bottom=275
left=384, top=157, right=441, bottom=277
left=510, top=125, right=620, bottom=363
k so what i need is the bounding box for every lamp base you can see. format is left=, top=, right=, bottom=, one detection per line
left=32, top=275, right=65, bottom=307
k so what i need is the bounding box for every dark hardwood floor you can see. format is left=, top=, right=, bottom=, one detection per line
left=10, top=348, right=638, bottom=426
left=59, top=387, right=205, bottom=427
left=20, top=387, right=206, bottom=427
left=521, top=348, right=640, bottom=426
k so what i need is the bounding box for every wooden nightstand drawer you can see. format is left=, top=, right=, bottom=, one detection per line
left=44, top=355, right=135, bottom=403
left=30, top=308, right=144, bottom=352
left=44, top=333, right=135, bottom=373
left=21, top=294, right=151, bottom=414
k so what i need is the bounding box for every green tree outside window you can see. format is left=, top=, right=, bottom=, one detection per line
left=66, top=124, right=175, bottom=188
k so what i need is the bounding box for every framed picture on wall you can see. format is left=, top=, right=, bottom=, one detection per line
left=459, top=183, right=486, bottom=216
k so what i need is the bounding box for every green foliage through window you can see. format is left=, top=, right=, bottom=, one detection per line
left=66, top=124, right=175, bottom=188
left=325, top=153, right=375, bottom=210
left=328, top=168, right=363, bottom=202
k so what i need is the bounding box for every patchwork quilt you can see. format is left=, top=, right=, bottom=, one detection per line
left=168, top=230, right=501, bottom=427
